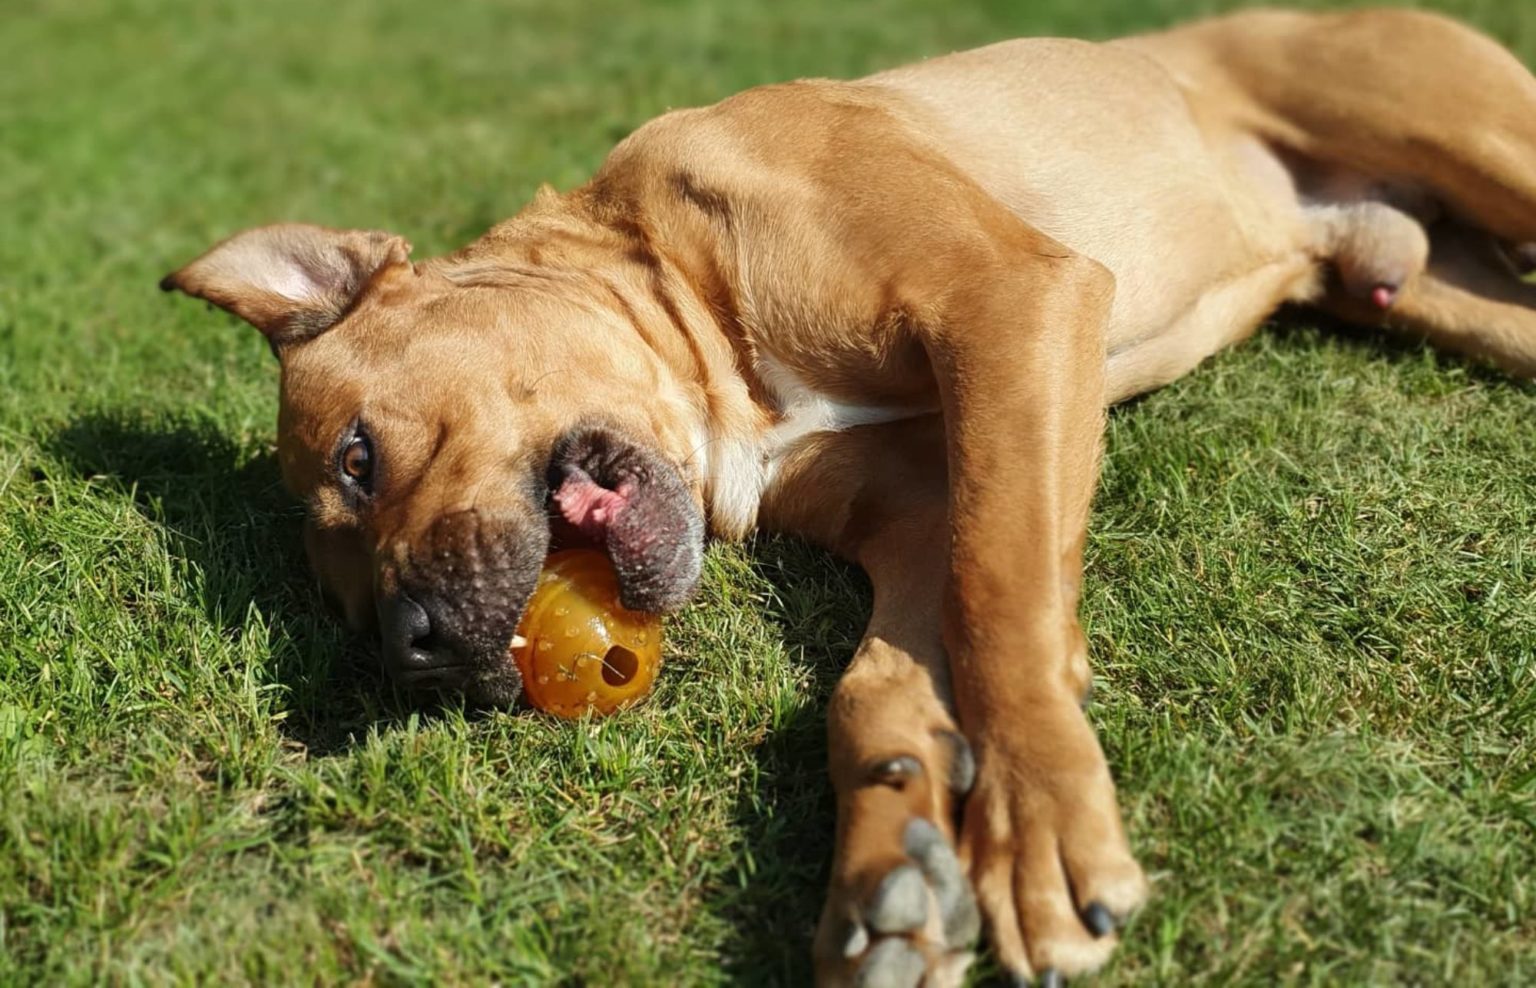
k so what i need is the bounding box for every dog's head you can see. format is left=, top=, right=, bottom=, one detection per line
left=161, top=221, right=706, bottom=705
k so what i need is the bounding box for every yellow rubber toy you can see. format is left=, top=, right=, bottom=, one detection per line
left=510, top=549, right=662, bottom=717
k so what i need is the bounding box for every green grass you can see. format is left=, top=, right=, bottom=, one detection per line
left=2, top=0, right=1534, bottom=983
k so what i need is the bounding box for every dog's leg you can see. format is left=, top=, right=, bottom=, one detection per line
left=692, top=95, right=1147, bottom=980
left=1311, top=220, right=1536, bottom=377
left=1105, top=254, right=1316, bottom=402
left=767, top=417, right=983, bottom=987
left=767, top=382, right=1128, bottom=987
left=919, top=233, right=1153, bottom=983
left=895, top=225, right=1144, bottom=982
left=1151, top=9, right=1536, bottom=244
left=1389, top=222, right=1536, bottom=377
left=1152, top=10, right=1536, bottom=377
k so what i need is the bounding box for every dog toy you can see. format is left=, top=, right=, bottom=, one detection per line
left=510, top=549, right=662, bottom=717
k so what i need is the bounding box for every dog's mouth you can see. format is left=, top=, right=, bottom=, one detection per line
left=551, top=466, right=635, bottom=545
left=379, top=426, right=704, bottom=706
left=543, top=427, right=705, bottom=615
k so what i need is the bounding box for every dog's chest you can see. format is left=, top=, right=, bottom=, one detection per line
left=701, top=353, right=926, bottom=537
left=757, top=354, right=915, bottom=452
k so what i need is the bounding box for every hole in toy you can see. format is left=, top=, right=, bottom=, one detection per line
left=602, top=646, right=640, bottom=687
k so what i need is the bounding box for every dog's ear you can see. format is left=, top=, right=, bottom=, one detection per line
left=160, top=224, right=412, bottom=351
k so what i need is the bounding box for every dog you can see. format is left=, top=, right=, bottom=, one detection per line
left=161, top=8, right=1536, bottom=984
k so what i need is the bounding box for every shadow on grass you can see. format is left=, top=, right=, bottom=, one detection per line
left=43, top=411, right=432, bottom=755
left=720, top=536, right=869, bottom=984
left=1268, top=307, right=1532, bottom=388
left=43, top=412, right=869, bottom=978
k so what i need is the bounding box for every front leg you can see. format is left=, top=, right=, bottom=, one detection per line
left=761, top=228, right=1144, bottom=983
left=765, top=417, right=982, bottom=987
left=640, top=92, right=1147, bottom=978
left=918, top=237, right=1148, bottom=982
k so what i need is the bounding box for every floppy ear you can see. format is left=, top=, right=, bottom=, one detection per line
left=159, top=224, right=412, bottom=350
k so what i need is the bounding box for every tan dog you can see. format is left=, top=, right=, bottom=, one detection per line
left=161, top=9, right=1536, bottom=984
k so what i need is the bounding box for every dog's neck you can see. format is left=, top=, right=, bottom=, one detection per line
left=431, top=185, right=777, bottom=540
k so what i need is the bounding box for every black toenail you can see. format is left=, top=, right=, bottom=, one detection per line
left=869, top=755, right=923, bottom=788
left=1083, top=901, right=1115, bottom=937
left=1036, top=969, right=1064, bottom=988
left=1080, top=678, right=1095, bottom=708
left=938, top=730, right=975, bottom=795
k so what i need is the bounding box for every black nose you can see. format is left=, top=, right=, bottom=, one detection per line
left=378, top=593, right=470, bottom=691
left=380, top=508, right=546, bottom=706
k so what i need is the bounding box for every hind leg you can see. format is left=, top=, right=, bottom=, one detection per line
left=1196, top=10, right=1536, bottom=373
left=1303, top=14, right=1536, bottom=247
left=1145, top=9, right=1536, bottom=242
left=1376, top=222, right=1536, bottom=377
left=1283, top=10, right=1536, bottom=243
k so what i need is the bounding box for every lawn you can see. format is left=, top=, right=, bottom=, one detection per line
left=2, top=0, right=1533, bottom=983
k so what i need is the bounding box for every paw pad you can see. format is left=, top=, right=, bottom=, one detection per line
left=853, top=938, right=925, bottom=988
left=904, top=818, right=980, bottom=946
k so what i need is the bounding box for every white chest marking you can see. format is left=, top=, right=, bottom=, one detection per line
left=698, top=354, right=929, bottom=539
left=758, top=356, right=914, bottom=458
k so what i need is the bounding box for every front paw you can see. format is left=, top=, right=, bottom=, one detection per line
left=958, top=698, right=1147, bottom=983
left=814, top=730, right=980, bottom=988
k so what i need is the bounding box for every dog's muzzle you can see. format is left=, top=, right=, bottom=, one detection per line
left=377, top=506, right=547, bottom=706
left=374, top=427, right=705, bottom=707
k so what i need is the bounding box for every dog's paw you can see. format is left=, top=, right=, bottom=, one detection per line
left=821, top=818, right=978, bottom=988
left=815, top=732, right=980, bottom=988
left=958, top=697, right=1147, bottom=983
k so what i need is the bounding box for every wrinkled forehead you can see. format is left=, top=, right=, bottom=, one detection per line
left=272, top=279, right=647, bottom=488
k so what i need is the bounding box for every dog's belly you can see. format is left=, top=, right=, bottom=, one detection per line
left=870, top=38, right=1314, bottom=367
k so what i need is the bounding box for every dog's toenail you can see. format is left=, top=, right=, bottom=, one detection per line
left=1080, top=678, right=1095, bottom=708
left=854, top=938, right=925, bottom=988
left=937, top=730, right=975, bottom=795
left=869, top=755, right=923, bottom=788
left=866, top=864, right=928, bottom=933
left=840, top=918, right=870, bottom=958
left=1083, top=901, right=1115, bottom=937
left=1036, top=968, right=1065, bottom=988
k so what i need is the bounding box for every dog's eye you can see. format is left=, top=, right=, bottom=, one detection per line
left=339, top=433, right=374, bottom=490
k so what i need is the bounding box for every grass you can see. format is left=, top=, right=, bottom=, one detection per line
left=2, top=0, right=1533, bottom=983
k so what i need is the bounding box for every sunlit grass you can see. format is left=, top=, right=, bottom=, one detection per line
left=2, top=0, right=1532, bottom=983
